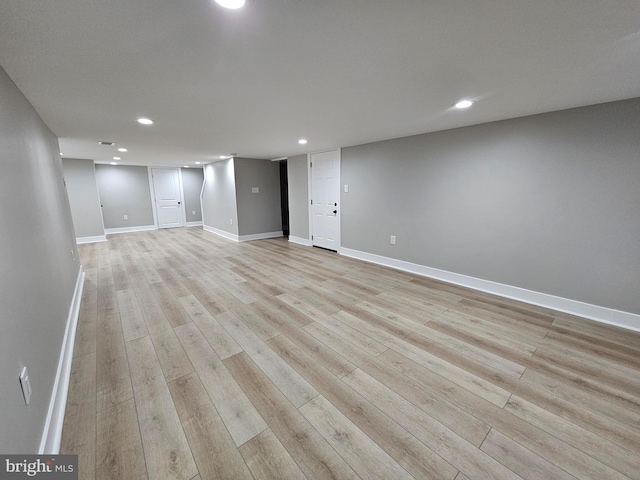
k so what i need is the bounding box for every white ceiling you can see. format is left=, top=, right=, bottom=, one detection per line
left=1, top=0, right=639, bottom=167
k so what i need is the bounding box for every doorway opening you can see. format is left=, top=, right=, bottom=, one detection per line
left=279, top=160, right=289, bottom=237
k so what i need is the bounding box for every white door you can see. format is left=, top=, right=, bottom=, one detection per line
left=152, top=168, right=184, bottom=229
left=311, top=149, right=340, bottom=250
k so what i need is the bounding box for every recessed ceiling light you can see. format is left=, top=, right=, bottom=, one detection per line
left=195, top=162, right=201, bottom=165
left=298, top=139, right=308, bottom=145
left=137, top=118, right=154, bottom=125
left=184, top=165, right=189, bottom=168
left=60, top=152, right=64, bottom=156
left=98, top=141, right=115, bottom=146
left=219, top=155, right=229, bottom=159
left=454, top=99, right=474, bottom=109
left=117, top=148, right=128, bottom=152
left=214, top=0, right=245, bottom=9
left=113, top=157, right=121, bottom=160
left=110, top=162, right=118, bottom=165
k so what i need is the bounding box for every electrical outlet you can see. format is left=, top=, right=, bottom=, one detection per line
left=123, top=214, right=128, bottom=220
left=390, top=235, right=396, bottom=245
left=19, top=367, right=32, bottom=405
left=192, top=210, right=196, bottom=215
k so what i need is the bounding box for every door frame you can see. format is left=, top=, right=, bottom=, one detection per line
left=148, top=167, right=187, bottom=229
left=308, top=148, right=341, bottom=251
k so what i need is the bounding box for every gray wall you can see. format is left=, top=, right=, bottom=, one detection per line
left=62, top=158, right=105, bottom=239
left=202, top=159, right=239, bottom=235
left=0, top=66, right=80, bottom=452
left=234, top=158, right=282, bottom=236
left=342, top=98, right=640, bottom=315
left=287, top=154, right=309, bottom=239
left=95, top=164, right=154, bottom=229
left=181, top=167, right=204, bottom=223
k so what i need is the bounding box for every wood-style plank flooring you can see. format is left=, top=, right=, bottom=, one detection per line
left=61, top=228, right=640, bottom=480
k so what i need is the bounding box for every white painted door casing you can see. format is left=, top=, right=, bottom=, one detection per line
left=310, top=149, right=340, bottom=250
left=152, top=168, right=185, bottom=229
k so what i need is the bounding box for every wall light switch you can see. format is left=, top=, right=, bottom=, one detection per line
left=252, top=187, right=259, bottom=193
left=192, top=210, right=196, bottom=215
left=230, top=218, right=233, bottom=225
left=19, top=367, right=32, bottom=405
left=344, top=184, right=349, bottom=193
left=123, top=214, right=128, bottom=220
left=390, top=235, right=397, bottom=245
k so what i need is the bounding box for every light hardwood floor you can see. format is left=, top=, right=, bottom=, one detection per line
left=61, top=228, right=640, bottom=480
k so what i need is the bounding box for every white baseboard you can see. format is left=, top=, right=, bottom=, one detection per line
left=203, top=225, right=282, bottom=243
left=239, top=231, right=283, bottom=242
left=186, top=221, right=203, bottom=227
left=203, top=224, right=240, bottom=242
left=105, top=225, right=157, bottom=235
left=76, top=235, right=106, bottom=244
left=289, top=235, right=312, bottom=246
left=39, top=266, right=85, bottom=454
left=340, top=247, right=640, bottom=332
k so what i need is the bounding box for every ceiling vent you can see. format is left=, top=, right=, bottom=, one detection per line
left=98, top=141, right=115, bottom=146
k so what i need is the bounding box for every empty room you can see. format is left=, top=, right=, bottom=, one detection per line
left=1, top=1, right=639, bottom=479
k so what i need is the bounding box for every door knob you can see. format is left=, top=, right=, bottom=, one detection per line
left=333, top=210, right=337, bottom=214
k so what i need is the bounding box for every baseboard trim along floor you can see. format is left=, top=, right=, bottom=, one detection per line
left=39, top=266, right=85, bottom=454
left=340, top=247, right=640, bottom=332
